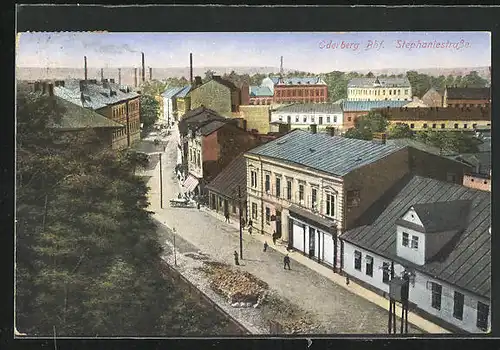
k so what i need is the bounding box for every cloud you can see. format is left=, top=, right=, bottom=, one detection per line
left=83, top=42, right=139, bottom=54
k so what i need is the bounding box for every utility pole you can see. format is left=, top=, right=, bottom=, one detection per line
left=159, top=153, right=163, bottom=209
left=238, top=185, right=243, bottom=259
left=173, top=228, right=177, bottom=266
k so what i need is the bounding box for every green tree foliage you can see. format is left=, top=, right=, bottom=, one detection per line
left=16, top=88, right=233, bottom=336
left=387, top=123, right=414, bottom=139
left=415, top=130, right=481, bottom=154
left=140, top=95, right=160, bottom=129
left=203, top=69, right=216, bottom=82
left=365, top=71, right=375, bottom=78
left=140, top=79, right=167, bottom=97
left=344, top=111, right=389, bottom=140
left=462, top=71, right=488, bottom=87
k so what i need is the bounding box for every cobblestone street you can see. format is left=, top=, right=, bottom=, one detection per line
left=145, top=126, right=422, bottom=334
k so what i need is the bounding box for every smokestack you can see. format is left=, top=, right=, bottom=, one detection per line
left=84, top=56, right=88, bottom=80
left=134, top=68, right=138, bottom=87
left=100, top=68, right=104, bottom=81
left=190, top=53, right=193, bottom=85
left=141, top=52, right=145, bottom=83
left=280, top=56, right=284, bottom=77
left=118, top=68, right=121, bottom=85
left=149, top=67, right=153, bottom=80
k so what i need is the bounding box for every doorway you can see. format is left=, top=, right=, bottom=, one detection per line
left=275, top=210, right=282, bottom=238
left=309, top=227, right=315, bottom=258
left=319, top=116, right=323, bottom=125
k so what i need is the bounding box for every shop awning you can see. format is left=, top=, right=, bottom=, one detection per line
left=183, top=174, right=199, bottom=193
left=288, top=204, right=337, bottom=234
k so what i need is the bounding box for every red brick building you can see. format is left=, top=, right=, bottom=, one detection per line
left=250, top=76, right=328, bottom=105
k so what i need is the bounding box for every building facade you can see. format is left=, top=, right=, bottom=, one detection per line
left=53, top=78, right=140, bottom=149
left=341, top=176, right=491, bottom=333
left=244, top=130, right=410, bottom=271
left=238, top=105, right=272, bottom=134
left=347, top=77, right=412, bottom=101
left=272, top=77, right=328, bottom=104
left=270, top=103, right=343, bottom=132
left=443, top=87, right=490, bottom=108
left=376, top=106, right=491, bottom=132
left=341, top=100, right=408, bottom=130
left=462, top=173, right=491, bottom=192
left=161, top=86, right=186, bottom=125
left=249, top=85, right=274, bottom=105
left=421, top=88, right=444, bottom=107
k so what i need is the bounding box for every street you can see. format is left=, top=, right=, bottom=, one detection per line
left=144, top=125, right=422, bottom=334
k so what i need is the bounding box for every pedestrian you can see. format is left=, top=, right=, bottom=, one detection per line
left=346, top=274, right=350, bottom=286
left=272, top=231, right=277, bottom=245
left=283, top=254, right=291, bottom=270
left=248, top=219, right=253, bottom=234
left=234, top=251, right=239, bottom=266
left=225, top=212, right=230, bottom=223
left=263, top=241, right=268, bottom=252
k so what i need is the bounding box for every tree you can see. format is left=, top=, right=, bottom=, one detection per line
left=462, top=71, right=488, bottom=88
left=140, top=95, right=160, bottom=129
left=140, top=80, right=167, bottom=96
left=366, top=71, right=375, bottom=78
left=387, top=123, right=414, bottom=139
left=415, top=130, right=481, bottom=154
left=203, top=69, right=216, bottom=82
left=344, top=127, right=371, bottom=140
left=344, top=112, right=389, bottom=140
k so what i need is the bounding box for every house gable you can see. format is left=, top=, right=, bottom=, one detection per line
left=401, top=207, right=424, bottom=227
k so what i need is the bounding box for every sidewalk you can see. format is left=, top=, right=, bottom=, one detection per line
left=200, top=206, right=450, bottom=334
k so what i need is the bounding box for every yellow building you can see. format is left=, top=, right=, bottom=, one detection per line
left=377, top=106, right=491, bottom=132
left=238, top=105, right=272, bottom=134
left=347, top=77, right=412, bottom=101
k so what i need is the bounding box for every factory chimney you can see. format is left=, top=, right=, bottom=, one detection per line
left=100, top=68, right=104, bottom=81
left=84, top=56, right=88, bottom=80
left=141, top=52, right=145, bottom=83
left=190, top=53, right=193, bottom=85
left=118, top=68, right=122, bottom=85
left=280, top=56, right=284, bottom=77
left=149, top=67, right=153, bottom=80
left=134, top=67, right=138, bottom=87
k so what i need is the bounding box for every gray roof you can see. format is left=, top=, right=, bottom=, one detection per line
left=199, top=120, right=227, bottom=136
left=342, top=175, right=491, bottom=298
left=348, top=77, right=411, bottom=88
left=49, top=96, right=124, bottom=131
left=342, top=100, right=408, bottom=112
left=446, top=87, right=490, bottom=100
left=408, top=200, right=472, bottom=233
left=273, top=102, right=342, bottom=114
left=246, top=129, right=405, bottom=177
left=54, top=79, right=139, bottom=110
left=175, top=85, right=192, bottom=98
left=161, top=86, right=185, bottom=99
left=270, top=76, right=326, bottom=86
left=250, top=85, right=273, bottom=97
left=206, top=154, right=247, bottom=200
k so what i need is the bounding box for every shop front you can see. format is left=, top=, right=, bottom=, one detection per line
left=288, top=204, right=339, bottom=272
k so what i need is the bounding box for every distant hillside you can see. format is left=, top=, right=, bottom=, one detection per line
left=16, top=66, right=291, bottom=86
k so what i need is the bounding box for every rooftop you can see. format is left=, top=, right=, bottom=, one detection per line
left=206, top=154, right=247, bottom=200
left=249, top=85, right=273, bottom=97
left=54, top=79, right=139, bottom=110
left=348, top=77, right=411, bottom=88
left=175, top=85, right=192, bottom=98
left=246, top=129, right=405, bottom=177
left=445, top=87, right=490, bottom=100
left=377, top=106, right=491, bottom=121
left=342, top=100, right=408, bottom=112
left=342, top=175, right=491, bottom=298
left=271, top=77, right=327, bottom=86
left=161, top=86, right=185, bottom=99
left=199, top=120, right=228, bottom=136
left=273, top=102, right=342, bottom=114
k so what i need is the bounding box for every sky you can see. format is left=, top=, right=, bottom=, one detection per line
left=17, top=32, right=491, bottom=73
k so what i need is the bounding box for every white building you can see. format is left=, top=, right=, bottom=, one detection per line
left=341, top=175, right=491, bottom=333
left=347, top=77, right=412, bottom=101
left=161, top=86, right=185, bottom=125
left=270, top=102, right=343, bottom=132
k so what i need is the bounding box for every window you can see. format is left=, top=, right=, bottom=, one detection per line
left=402, top=232, right=409, bottom=247
left=347, top=190, right=360, bottom=208
left=251, top=203, right=257, bottom=220
left=447, top=172, right=457, bottom=183
left=276, top=177, right=281, bottom=197
left=348, top=117, right=352, bottom=122
left=383, top=90, right=385, bottom=95
left=326, top=193, right=335, bottom=217
left=326, top=116, right=331, bottom=123
left=382, top=262, right=390, bottom=283
left=454, top=123, right=459, bottom=129
left=432, top=123, right=436, bottom=129
left=453, top=292, right=464, bottom=320
left=299, top=184, right=304, bottom=202
left=441, top=123, right=446, bottom=129
left=411, top=235, right=419, bottom=249
left=286, top=180, right=292, bottom=200
left=410, top=123, right=415, bottom=129
left=334, top=116, right=337, bottom=123
left=464, top=124, right=468, bottom=129
left=295, top=116, right=299, bottom=123
left=311, top=116, right=315, bottom=123
left=405, top=89, right=409, bottom=95
left=431, top=282, right=442, bottom=310
left=473, top=123, right=477, bottom=129
left=477, top=302, right=489, bottom=331
left=303, top=116, right=307, bottom=123
left=265, top=207, right=271, bottom=223
left=353, top=250, right=362, bottom=270
left=311, top=188, right=317, bottom=209
left=423, top=123, right=428, bottom=129
left=389, top=90, right=392, bottom=95
left=265, top=174, right=270, bottom=192
left=250, top=170, right=257, bottom=188
left=365, top=255, right=373, bottom=277
left=278, top=115, right=283, bottom=121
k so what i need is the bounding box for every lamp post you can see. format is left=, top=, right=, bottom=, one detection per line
left=173, top=227, right=177, bottom=266
left=238, top=185, right=243, bottom=260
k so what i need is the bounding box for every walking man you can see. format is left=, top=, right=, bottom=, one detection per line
left=263, top=241, right=268, bottom=252
left=234, top=251, right=239, bottom=266
left=248, top=219, right=253, bottom=235
left=283, top=254, right=291, bottom=270
left=272, top=231, right=277, bottom=245
left=225, top=212, right=230, bottom=223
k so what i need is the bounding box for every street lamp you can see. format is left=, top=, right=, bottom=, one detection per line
left=172, top=227, right=177, bottom=266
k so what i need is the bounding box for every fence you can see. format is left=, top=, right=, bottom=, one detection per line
left=157, top=259, right=251, bottom=335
